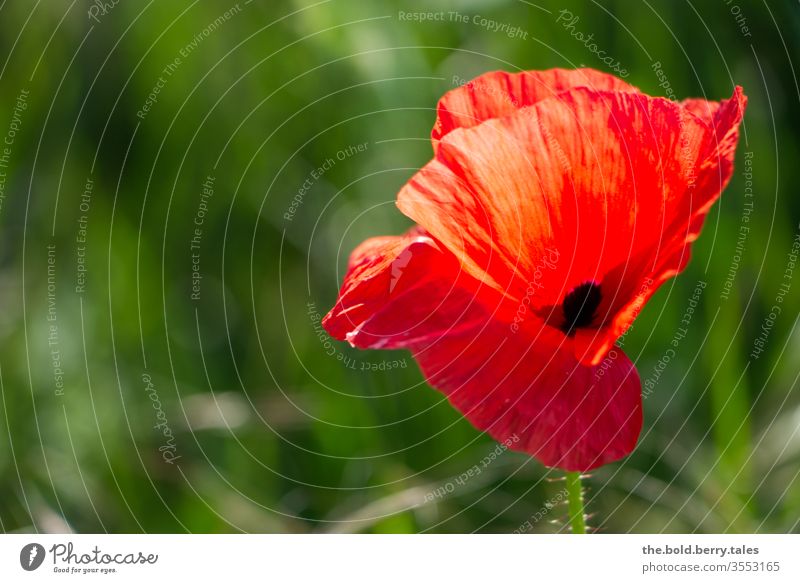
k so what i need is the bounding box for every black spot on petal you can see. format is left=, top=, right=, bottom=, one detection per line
left=561, top=282, right=602, bottom=336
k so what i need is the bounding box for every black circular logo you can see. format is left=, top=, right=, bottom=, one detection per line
left=19, top=543, right=46, bottom=571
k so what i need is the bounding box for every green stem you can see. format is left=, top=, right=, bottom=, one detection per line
left=565, top=471, right=587, bottom=534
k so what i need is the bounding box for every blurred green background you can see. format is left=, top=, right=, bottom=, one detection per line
left=0, top=0, right=799, bottom=533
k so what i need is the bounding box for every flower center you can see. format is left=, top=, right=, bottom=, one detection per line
left=561, top=282, right=602, bottom=336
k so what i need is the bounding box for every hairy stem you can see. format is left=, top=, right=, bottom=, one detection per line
left=565, top=471, right=587, bottom=534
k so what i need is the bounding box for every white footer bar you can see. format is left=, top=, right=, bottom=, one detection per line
left=0, top=534, right=796, bottom=582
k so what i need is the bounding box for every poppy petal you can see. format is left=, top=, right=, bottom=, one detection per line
left=681, top=98, right=720, bottom=125
left=433, top=68, right=640, bottom=148
left=322, top=228, right=488, bottom=350
left=576, top=87, right=747, bottom=364
left=413, top=311, right=642, bottom=471
left=323, top=229, right=642, bottom=471
left=402, top=88, right=704, bottom=311
left=399, top=86, right=746, bottom=364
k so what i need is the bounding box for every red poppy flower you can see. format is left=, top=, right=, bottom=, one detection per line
left=323, top=68, right=747, bottom=471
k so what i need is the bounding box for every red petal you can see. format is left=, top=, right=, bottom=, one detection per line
left=432, top=68, right=640, bottom=148
left=577, top=87, right=747, bottom=363
left=681, top=97, right=720, bottom=126
left=323, top=227, right=641, bottom=471
left=322, top=228, right=491, bottom=350
left=399, top=85, right=746, bottom=364
left=414, top=312, right=642, bottom=471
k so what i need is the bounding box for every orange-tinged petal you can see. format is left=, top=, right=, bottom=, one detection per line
left=433, top=68, right=640, bottom=149
left=400, top=85, right=746, bottom=364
